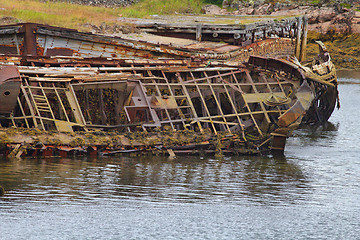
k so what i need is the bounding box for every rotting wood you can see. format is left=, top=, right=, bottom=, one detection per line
left=132, top=16, right=299, bottom=45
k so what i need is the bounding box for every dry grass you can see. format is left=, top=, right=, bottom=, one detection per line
left=0, top=0, right=205, bottom=30
left=119, top=0, right=203, bottom=18
left=0, top=0, right=296, bottom=30
left=0, top=0, right=121, bottom=30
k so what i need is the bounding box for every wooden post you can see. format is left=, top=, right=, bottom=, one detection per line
left=299, top=15, right=308, bottom=62
left=295, top=17, right=302, bottom=60
left=196, top=24, right=202, bottom=42
left=23, top=23, right=37, bottom=57
left=65, top=84, right=87, bottom=127
left=99, top=89, right=107, bottom=125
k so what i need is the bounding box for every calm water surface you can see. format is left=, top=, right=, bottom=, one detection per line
left=1, top=71, right=360, bottom=239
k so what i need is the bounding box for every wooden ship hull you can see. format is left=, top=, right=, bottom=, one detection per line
left=0, top=17, right=339, bottom=157
left=0, top=19, right=298, bottom=62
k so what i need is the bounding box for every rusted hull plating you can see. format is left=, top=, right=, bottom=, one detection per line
left=0, top=66, right=21, bottom=116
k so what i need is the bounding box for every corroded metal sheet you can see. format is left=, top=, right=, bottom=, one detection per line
left=0, top=66, right=21, bottom=116
left=278, top=81, right=314, bottom=127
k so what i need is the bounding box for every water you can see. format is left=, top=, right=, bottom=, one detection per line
left=1, top=72, right=360, bottom=239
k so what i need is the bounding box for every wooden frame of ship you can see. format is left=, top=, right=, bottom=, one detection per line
left=0, top=16, right=339, bottom=157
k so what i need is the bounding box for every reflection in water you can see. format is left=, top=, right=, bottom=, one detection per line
left=242, top=156, right=309, bottom=205
left=292, top=121, right=339, bottom=145
left=337, top=69, right=360, bottom=80
left=0, top=154, right=308, bottom=206
left=1, top=80, right=360, bottom=239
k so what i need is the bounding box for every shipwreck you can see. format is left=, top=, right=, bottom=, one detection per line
left=0, top=16, right=338, bottom=157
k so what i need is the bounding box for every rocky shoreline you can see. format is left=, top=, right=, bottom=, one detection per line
left=203, top=1, right=360, bottom=34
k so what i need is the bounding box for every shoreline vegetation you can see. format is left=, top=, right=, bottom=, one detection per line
left=0, top=0, right=359, bottom=69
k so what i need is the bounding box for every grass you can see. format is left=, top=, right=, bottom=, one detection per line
left=0, top=0, right=294, bottom=30
left=0, top=0, right=121, bottom=30
left=0, top=0, right=206, bottom=30
left=119, top=0, right=203, bottom=18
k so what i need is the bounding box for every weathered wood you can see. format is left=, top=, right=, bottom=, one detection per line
left=295, top=16, right=302, bottom=60
left=300, top=16, right=308, bottom=62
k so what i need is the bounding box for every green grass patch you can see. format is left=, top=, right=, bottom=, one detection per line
left=203, top=0, right=223, bottom=6
left=340, top=3, right=352, bottom=9
left=0, top=0, right=121, bottom=29
left=7, top=9, right=63, bottom=24
left=0, top=0, right=210, bottom=28
left=119, top=0, right=203, bottom=18
left=308, top=0, right=321, bottom=5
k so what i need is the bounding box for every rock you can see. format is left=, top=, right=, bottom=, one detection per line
left=201, top=5, right=223, bottom=15
left=0, top=16, right=19, bottom=25
left=222, top=0, right=230, bottom=8
left=253, top=0, right=265, bottom=8
left=352, top=23, right=360, bottom=33
left=307, top=7, right=336, bottom=24
left=246, top=7, right=255, bottom=15
left=318, top=8, right=337, bottom=23
left=83, top=22, right=139, bottom=35
left=253, top=3, right=273, bottom=15
left=270, top=5, right=309, bottom=16
left=222, top=0, right=243, bottom=9
left=230, top=0, right=242, bottom=9
left=330, top=11, right=355, bottom=32
left=0, top=186, right=4, bottom=196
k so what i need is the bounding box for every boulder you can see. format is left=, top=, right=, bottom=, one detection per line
left=307, top=7, right=336, bottom=24
left=271, top=6, right=309, bottom=16
left=201, top=4, right=223, bottom=15
left=0, top=16, right=19, bottom=25
left=222, top=0, right=231, bottom=8
left=230, top=0, right=242, bottom=9
left=253, top=3, right=273, bottom=15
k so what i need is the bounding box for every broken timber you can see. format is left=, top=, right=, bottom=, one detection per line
left=132, top=16, right=299, bottom=45
left=0, top=16, right=339, bottom=157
